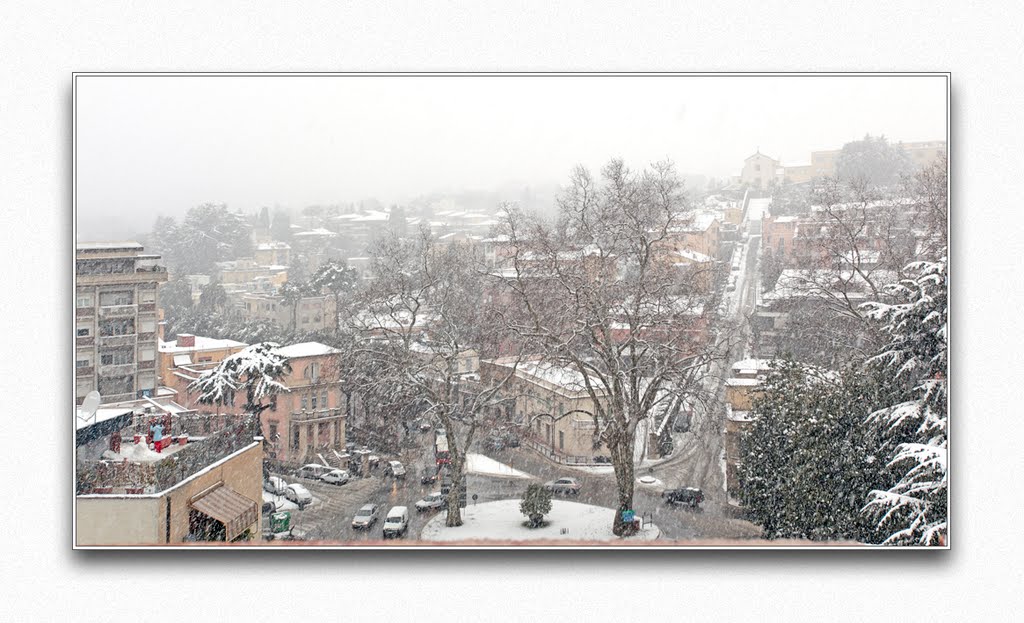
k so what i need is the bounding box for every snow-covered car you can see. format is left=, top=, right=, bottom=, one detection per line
left=296, top=464, right=333, bottom=480
left=382, top=506, right=409, bottom=538
left=384, top=460, right=406, bottom=478
left=263, top=476, right=287, bottom=495
left=320, top=469, right=350, bottom=486
left=662, top=487, right=703, bottom=507
left=285, top=483, right=313, bottom=509
left=543, top=477, right=582, bottom=495
left=418, top=421, right=432, bottom=432
left=351, top=503, right=380, bottom=530
left=415, top=492, right=447, bottom=512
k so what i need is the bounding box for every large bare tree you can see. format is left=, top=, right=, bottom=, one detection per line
left=499, top=159, right=723, bottom=535
left=351, top=228, right=527, bottom=527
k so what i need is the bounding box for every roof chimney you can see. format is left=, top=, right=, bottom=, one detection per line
left=176, top=334, right=195, bottom=348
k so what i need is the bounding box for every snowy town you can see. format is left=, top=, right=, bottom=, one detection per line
left=74, top=134, right=947, bottom=547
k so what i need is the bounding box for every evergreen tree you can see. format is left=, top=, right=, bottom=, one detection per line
left=861, top=259, right=948, bottom=545
left=310, top=260, right=358, bottom=333
left=739, top=359, right=890, bottom=542
left=520, top=484, right=553, bottom=528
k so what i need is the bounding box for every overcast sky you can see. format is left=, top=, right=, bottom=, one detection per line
left=75, top=74, right=946, bottom=240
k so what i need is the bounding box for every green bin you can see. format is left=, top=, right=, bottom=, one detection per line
left=271, top=511, right=291, bottom=533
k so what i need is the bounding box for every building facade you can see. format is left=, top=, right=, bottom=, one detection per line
left=76, top=242, right=168, bottom=404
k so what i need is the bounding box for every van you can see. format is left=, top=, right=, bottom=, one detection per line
left=382, top=506, right=409, bottom=539
left=296, top=464, right=333, bottom=480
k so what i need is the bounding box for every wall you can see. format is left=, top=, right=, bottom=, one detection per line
left=76, top=496, right=163, bottom=545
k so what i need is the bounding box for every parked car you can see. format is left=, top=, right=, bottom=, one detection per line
left=384, top=460, right=406, bottom=478
left=543, top=477, right=582, bottom=495
left=415, top=492, right=447, bottom=512
left=296, top=464, right=333, bottom=480
left=351, top=503, right=380, bottom=530
left=592, top=455, right=611, bottom=464
left=263, top=476, right=287, bottom=495
left=285, top=483, right=313, bottom=509
left=382, top=506, right=409, bottom=538
left=662, top=487, right=704, bottom=507
left=320, top=469, right=350, bottom=486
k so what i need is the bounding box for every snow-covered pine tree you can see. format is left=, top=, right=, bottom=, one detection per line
left=189, top=342, right=291, bottom=416
left=861, top=258, right=948, bottom=545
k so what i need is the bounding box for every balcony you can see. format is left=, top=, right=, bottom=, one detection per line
left=99, top=362, right=136, bottom=377
left=97, top=334, right=136, bottom=348
left=99, top=304, right=137, bottom=318
left=76, top=269, right=168, bottom=286
left=291, top=408, right=345, bottom=424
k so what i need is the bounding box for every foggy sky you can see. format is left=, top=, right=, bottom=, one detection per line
left=75, top=74, right=946, bottom=240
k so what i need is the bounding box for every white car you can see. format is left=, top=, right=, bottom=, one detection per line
left=284, top=483, right=313, bottom=509
left=263, top=476, right=287, bottom=495
left=384, top=460, right=406, bottom=478
left=296, top=464, right=333, bottom=480
left=382, top=506, right=409, bottom=539
left=543, top=477, right=582, bottom=495
left=320, top=469, right=350, bottom=486
left=415, top=492, right=447, bottom=512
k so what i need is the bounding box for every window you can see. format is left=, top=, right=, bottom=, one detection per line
left=139, top=290, right=156, bottom=303
left=76, top=359, right=90, bottom=368
left=139, top=347, right=155, bottom=362
left=304, top=362, right=320, bottom=382
left=292, top=427, right=300, bottom=449
left=100, top=348, right=133, bottom=366
left=755, top=164, right=760, bottom=171
left=139, top=319, right=156, bottom=333
left=99, top=291, right=133, bottom=306
left=77, top=327, right=90, bottom=337
left=99, top=318, right=134, bottom=337
left=321, top=390, right=328, bottom=409
left=301, top=395, right=308, bottom=410
left=311, top=394, right=318, bottom=410
left=77, top=295, right=92, bottom=308
left=559, top=430, right=565, bottom=451
left=268, top=422, right=278, bottom=440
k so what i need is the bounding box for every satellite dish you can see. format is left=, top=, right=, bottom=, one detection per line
left=78, top=391, right=102, bottom=424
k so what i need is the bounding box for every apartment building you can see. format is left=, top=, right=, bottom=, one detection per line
left=76, top=242, right=168, bottom=405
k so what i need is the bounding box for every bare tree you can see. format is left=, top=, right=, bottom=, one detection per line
left=350, top=228, right=527, bottom=527
left=499, top=160, right=723, bottom=535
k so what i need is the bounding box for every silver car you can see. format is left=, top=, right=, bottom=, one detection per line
left=351, top=503, right=380, bottom=529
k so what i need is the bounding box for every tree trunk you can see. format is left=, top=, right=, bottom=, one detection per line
left=444, top=451, right=464, bottom=527
left=609, top=431, right=636, bottom=536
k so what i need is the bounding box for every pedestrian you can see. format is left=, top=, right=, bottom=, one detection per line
left=150, top=421, right=164, bottom=453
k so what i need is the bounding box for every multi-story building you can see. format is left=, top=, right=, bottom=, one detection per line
left=740, top=151, right=780, bottom=190
left=76, top=242, right=168, bottom=405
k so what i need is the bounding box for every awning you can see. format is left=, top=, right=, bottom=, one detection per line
left=190, top=484, right=258, bottom=541
left=173, top=354, right=192, bottom=366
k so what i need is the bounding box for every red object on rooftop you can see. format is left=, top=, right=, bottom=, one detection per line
left=176, top=334, right=196, bottom=347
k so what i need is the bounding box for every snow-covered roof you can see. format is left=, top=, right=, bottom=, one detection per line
left=76, top=407, right=134, bottom=431
left=160, top=336, right=248, bottom=353
left=726, top=405, right=754, bottom=422
left=76, top=241, right=143, bottom=251
left=272, top=342, right=341, bottom=359
left=353, top=211, right=389, bottom=222
left=293, top=228, right=338, bottom=237
left=256, top=242, right=290, bottom=250
left=482, top=234, right=511, bottom=244
left=674, top=248, right=715, bottom=263
left=730, top=359, right=775, bottom=374
left=725, top=377, right=762, bottom=387
left=772, top=215, right=798, bottom=223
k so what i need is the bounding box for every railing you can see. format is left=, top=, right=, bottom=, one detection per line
left=99, top=304, right=136, bottom=318
left=521, top=435, right=601, bottom=465
left=76, top=271, right=168, bottom=285
left=291, top=408, right=344, bottom=424
left=98, top=334, right=136, bottom=347
left=99, top=362, right=136, bottom=376
left=76, top=418, right=260, bottom=494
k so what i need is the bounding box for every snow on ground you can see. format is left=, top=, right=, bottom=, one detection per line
left=465, top=453, right=533, bottom=479
left=565, top=464, right=616, bottom=475
left=420, top=499, right=660, bottom=542
left=261, top=490, right=299, bottom=511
